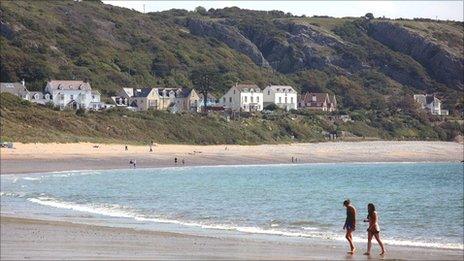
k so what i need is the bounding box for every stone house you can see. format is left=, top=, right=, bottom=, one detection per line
left=298, top=92, right=337, bottom=112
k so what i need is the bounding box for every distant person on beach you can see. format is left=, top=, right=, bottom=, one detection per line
left=182, top=159, right=185, bottom=165
left=363, top=203, right=386, bottom=256
left=174, top=157, right=178, bottom=164
left=125, top=145, right=128, bottom=151
left=343, top=199, right=356, bottom=254
left=129, top=160, right=133, bottom=168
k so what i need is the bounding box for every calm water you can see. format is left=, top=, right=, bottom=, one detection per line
left=1, top=163, right=463, bottom=249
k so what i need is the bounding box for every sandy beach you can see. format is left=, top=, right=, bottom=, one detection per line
left=1, top=141, right=462, bottom=175
left=1, top=216, right=462, bottom=260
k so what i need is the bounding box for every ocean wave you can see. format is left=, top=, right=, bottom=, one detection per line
left=25, top=196, right=463, bottom=250
left=0, top=191, right=26, bottom=198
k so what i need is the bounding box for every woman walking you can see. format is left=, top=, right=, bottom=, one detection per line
left=363, top=203, right=386, bottom=256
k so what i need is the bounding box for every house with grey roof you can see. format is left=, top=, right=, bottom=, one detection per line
left=0, top=80, right=30, bottom=100
left=220, top=83, right=263, bottom=112
left=413, top=94, right=448, bottom=115
left=124, top=87, right=200, bottom=112
left=44, top=80, right=104, bottom=110
left=263, top=85, right=297, bottom=111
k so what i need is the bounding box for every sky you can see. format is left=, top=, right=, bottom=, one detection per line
left=103, top=1, right=464, bottom=21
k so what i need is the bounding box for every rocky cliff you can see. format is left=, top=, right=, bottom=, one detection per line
left=368, top=21, right=463, bottom=90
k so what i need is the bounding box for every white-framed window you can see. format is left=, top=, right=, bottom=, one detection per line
left=267, top=90, right=270, bottom=95
left=291, top=97, right=293, bottom=103
left=251, top=96, right=253, bottom=102
left=279, top=97, right=282, bottom=103
left=223, top=97, right=226, bottom=103
left=229, top=97, right=232, bottom=103
left=244, top=96, right=247, bottom=102
left=285, top=97, right=287, bottom=103
left=34, top=93, right=39, bottom=100
left=257, top=96, right=259, bottom=102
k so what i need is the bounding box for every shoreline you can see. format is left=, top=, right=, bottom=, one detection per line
left=1, top=215, right=463, bottom=260
left=1, top=141, right=462, bottom=175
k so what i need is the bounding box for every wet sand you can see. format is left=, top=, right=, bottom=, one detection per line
left=1, top=141, right=462, bottom=175
left=1, top=216, right=462, bottom=260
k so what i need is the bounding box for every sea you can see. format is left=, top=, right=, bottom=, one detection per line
left=1, top=162, right=463, bottom=250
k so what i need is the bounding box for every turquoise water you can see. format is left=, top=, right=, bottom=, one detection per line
left=1, top=163, right=463, bottom=249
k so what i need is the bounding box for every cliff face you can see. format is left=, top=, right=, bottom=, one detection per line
left=185, top=18, right=270, bottom=67
left=368, top=22, right=464, bottom=90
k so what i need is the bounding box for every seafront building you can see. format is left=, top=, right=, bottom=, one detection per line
left=220, top=83, right=263, bottom=112
left=113, top=87, right=201, bottom=112
left=0, top=79, right=107, bottom=110
left=413, top=94, right=449, bottom=116
left=262, top=85, right=297, bottom=111
left=0, top=80, right=30, bottom=100
left=298, top=92, right=337, bottom=112
left=44, top=80, right=105, bottom=110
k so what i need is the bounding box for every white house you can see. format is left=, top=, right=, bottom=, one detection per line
left=220, top=83, right=263, bottom=112
left=262, top=85, right=297, bottom=111
left=45, top=80, right=104, bottom=110
left=413, top=94, right=448, bottom=115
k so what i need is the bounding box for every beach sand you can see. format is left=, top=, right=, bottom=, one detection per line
left=1, top=141, right=463, bottom=260
left=1, top=141, right=462, bottom=174
left=1, top=216, right=462, bottom=260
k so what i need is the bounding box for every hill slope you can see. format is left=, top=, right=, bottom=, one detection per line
left=1, top=1, right=463, bottom=108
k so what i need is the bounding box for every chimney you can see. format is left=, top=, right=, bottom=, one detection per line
left=21, top=79, right=25, bottom=87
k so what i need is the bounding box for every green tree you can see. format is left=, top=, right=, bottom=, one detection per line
left=191, top=66, right=219, bottom=113
left=195, top=6, right=208, bottom=16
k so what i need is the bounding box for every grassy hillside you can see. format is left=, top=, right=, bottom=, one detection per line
left=1, top=94, right=461, bottom=144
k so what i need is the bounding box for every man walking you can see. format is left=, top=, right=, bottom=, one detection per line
left=343, top=199, right=356, bottom=254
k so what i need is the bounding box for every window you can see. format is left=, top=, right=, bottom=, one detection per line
left=257, top=96, right=259, bottom=102
left=268, top=90, right=270, bottom=95
left=233, top=90, right=235, bottom=94
left=70, top=94, right=74, bottom=100
left=291, top=97, right=293, bottom=103
left=229, top=97, right=232, bottom=103
left=251, top=96, right=253, bottom=102
left=244, top=96, right=247, bottom=102
left=92, top=95, right=95, bottom=99
left=285, top=97, right=287, bottom=103
left=279, top=97, right=282, bottom=103
left=223, top=97, right=226, bottom=103
left=60, top=94, right=65, bottom=100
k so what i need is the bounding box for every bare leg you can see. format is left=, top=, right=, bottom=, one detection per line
left=374, top=233, right=386, bottom=255
left=346, top=229, right=356, bottom=254
left=364, top=231, right=373, bottom=255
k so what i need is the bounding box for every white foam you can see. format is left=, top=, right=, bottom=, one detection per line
left=25, top=196, right=463, bottom=250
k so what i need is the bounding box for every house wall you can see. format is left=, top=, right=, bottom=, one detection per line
left=262, top=87, right=297, bottom=110
left=220, top=87, right=241, bottom=111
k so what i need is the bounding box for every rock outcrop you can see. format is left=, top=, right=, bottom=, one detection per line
left=368, top=22, right=464, bottom=90
left=185, top=18, right=270, bottom=67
